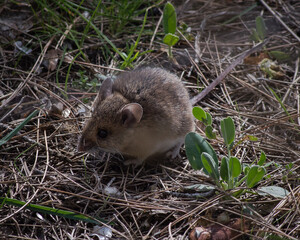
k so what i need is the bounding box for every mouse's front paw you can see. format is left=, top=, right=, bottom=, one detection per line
left=167, top=142, right=183, bottom=159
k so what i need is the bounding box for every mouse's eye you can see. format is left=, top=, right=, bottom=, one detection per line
left=98, top=129, right=108, bottom=139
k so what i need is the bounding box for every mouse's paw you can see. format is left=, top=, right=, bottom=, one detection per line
left=124, top=158, right=145, bottom=166
left=167, top=142, right=183, bottom=159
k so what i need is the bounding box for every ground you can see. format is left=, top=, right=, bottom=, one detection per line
left=0, top=0, right=300, bottom=239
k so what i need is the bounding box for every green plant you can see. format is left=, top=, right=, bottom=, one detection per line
left=251, top=16, right=289, bottom=62
left=0, top=197, right=105, bottom=225
left=31, top=1, right=155, bottom=70
left=72, top=70, right=99, bottom=91
left=178, top=21, right=193, bottom=41
left=269, top=87, right=294, bottom=123
left=162, top=2, right=179, bottom=58
left=0, top=109, right=39, bottom=147
left=119, top=8, right=152, bottom=69
left=222, top=3, right=258, bottom=25
left=185, top=107, right=289, bottom=198
left=251, top=16, right=266, bottom=43
left=104, top=0, right=148, bottom=36
left=192, top=107, right=215, bottom=139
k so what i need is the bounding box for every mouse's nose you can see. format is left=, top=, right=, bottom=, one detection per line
left=77, top=136, right=93, bottom=152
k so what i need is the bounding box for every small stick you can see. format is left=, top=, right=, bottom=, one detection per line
left=190, top=40, right=268, bottom=105
left=282, top=57, right=299, bottom=103
left=259, top=0, right=300, bottom=43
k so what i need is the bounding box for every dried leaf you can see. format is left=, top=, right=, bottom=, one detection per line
left=244, top=52, right=268, bottom=65
left=259, top=58, right=285, bottom=79
left=48, top=102, right=64, bottom=116
left=44, top=49, right=61, bottom=71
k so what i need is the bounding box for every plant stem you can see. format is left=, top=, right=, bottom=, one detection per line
left=168, top=45, right=173, bottom=58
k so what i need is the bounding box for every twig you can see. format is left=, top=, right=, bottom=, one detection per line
left=282, top=57, right=300, bottom=103
left=190, top=40, right=268, bottom=105
left=41, top=130, right=49, bottom=183
left=259, top=0, right=300, bottom=43
left=0, top=96, right=25, bottom=123
left=164, top=190, right=215, bottom=198
left=149, top=12, right=163, bottom=49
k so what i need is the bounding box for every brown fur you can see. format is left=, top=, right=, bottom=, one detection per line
left=77, top=67, right=194, bottom=165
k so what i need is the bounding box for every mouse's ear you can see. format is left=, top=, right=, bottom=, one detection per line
left=121, top=103, right=143, bottom=128
left=99, top=78, right=113, bottom=101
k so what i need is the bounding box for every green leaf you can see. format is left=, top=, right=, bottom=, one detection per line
left=205, top=126, right=216, bottom=139
left=0, top=109, right=39, bottom=147
left=250, top=29, right=260, bottom=42
left=229, top=157, right=242, bottom=178
left=268, top=50, right=290, bottom=61
left=248, top=135, right=258, bottom=141
left=220, top=117, right=235, bottom=146
left=221, top=182, right=228, bottom=190
left=192, top=106, right=206, bottom=121
left=246, top=165, right=266, bottom=187
left=220, top=157, right=229, bottom=182
left=255, top=16, right=266, bottom=41
left=285, top=162, right=293, bottom=170
left=163, top=33, right=179, bottom=47
left=206, top=112, right=212, bottom=125
left=257, top=186, right=290, bottom=199
left=192, top=107, right=212, bottom=126
left=243, top=164, right=250, bottom=175
left=201, top=152, right=220, bottom=181
left=163, top=2, right=177, bottom=34
left=0, top=197, right=105, bottom=224
left=185, top=132, right=218, bottom=170
left=258, top=150, right=266, bottom=166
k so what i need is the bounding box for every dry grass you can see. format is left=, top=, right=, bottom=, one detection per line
left=1, top=0, right=300, bottom=239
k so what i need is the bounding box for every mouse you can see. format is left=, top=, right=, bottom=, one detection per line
left=77, top=67, right=194, bottom=165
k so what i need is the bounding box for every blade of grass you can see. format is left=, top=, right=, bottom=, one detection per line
left=269, top=87, right=294, bottom=123
left=0, top=109, right=39, bottom=147
left=222, top=3, right=258, bottom=25
left=0, top=197, right=105, bottom=225
left=13, top=143, right=38, bottom=175
left=55, top=47, right=69, bottom=99
left=60, top=1, right=126, bottom=61
left=64, top=51, right=81, bottom=94
left=120, top=7, right=149, bottom=69
left=79, top=0, right=102, bottom=48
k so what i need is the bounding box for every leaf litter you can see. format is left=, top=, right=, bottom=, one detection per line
left=0, top=0, right=300, bottom=239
